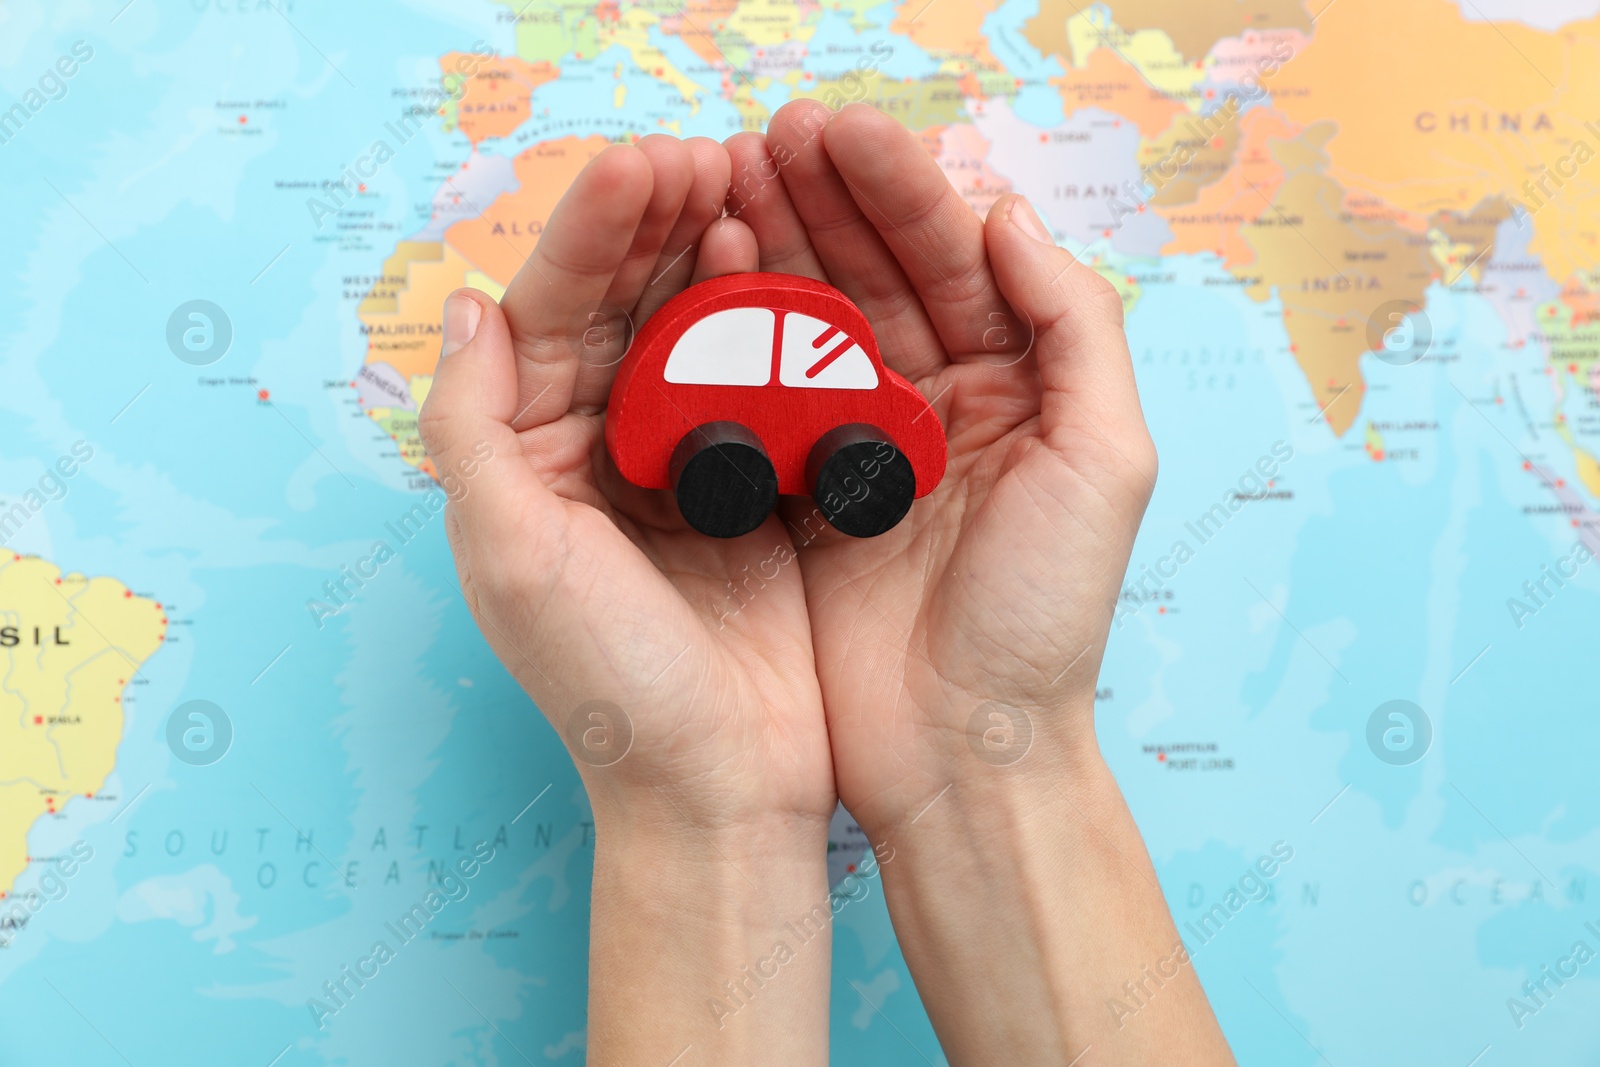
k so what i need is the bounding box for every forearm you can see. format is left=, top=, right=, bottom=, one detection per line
left=586, top=803, right=834, bottom=1066
left=875, top=737, right=1234, bottom=1066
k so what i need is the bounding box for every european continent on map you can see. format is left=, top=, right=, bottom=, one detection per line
left=0, top=556, right=166, bottom=898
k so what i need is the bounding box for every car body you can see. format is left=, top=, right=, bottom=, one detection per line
left=605, top=272, right=947, bottom=500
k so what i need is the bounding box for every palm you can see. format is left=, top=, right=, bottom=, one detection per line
left=730, top=103, right=1157, bottom=833
left=517, top=424, right=829, bottom=816
left=799, top=377, right=1143, bottom=829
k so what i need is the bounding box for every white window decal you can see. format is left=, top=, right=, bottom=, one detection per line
left=778, top=313, right=878, bottom=390
left=663, top=307, right=775, bottom=386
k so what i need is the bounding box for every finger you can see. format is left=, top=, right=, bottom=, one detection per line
left=563, top=136, right=698, bottom=413
left=605, top=134, right=697, bottom=303
left=824, top=103, right=1024, bottom=366
left=765, top=99, right=947, bottom=381
left=725, top=130, right=827, bottom=279
left=632, top=137, right=734, bottom=323
left=500, top=144, right=654, bottom=431
left=587, top=216, right=764, bottom=525
left=985, top=195, right=1156, bottom=491
left=422, top=292, right=679, bottom=714
left=419, top=289, right=567, bottom=562
left=690, top=216, right=760, bottom=283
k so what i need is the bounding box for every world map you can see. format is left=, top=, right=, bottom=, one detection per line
left=2, top=0, right=1598, bottom=1063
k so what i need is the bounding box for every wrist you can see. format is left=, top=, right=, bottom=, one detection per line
left=882, top=736, right=1116, bottom=856
left=561, top=698, right=838, bottom=835
left=586, top=772, right=836, bottom=843
left=857, top=690, right=1107, bottom=845
left=860, top=733, right=1231, bottom=1066
left=587, top=803, right=834, bottom=1065
left=591, top=792, right=832, bottom=875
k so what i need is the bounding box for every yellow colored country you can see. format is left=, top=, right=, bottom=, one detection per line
left=1025, top=3, right=1207, bottom=103
left=608, top=7, right=708, bottom=114
left=0, top=556, right=165, bottom=898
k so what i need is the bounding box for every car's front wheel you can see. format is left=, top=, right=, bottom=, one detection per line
left=670, top=421, right=779, bottom=538
left=805, top=423, right=916, bottom=538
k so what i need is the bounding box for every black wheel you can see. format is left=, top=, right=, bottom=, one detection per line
left=805, top=424, right=916, bottom=538
left=670, top=422, right=778, bottom=538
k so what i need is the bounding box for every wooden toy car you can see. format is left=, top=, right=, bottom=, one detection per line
left=605, top=272, right=947, bottom=538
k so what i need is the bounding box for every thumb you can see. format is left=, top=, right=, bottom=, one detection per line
left=418, top=288, right=565, bottom=565
left=984, top=195, right=1152, bottom=471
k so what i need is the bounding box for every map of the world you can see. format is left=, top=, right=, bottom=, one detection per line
left=2, top=0, right=1598, bottom=1062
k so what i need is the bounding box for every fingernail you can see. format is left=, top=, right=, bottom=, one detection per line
left=442, top=293, right=481, bottom=357
left=1010, top=197, right=1053, bottom=244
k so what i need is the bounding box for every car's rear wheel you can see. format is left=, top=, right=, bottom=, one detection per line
left=805, top=423, right=916, bottom=538
left=670, top=421, right=778, bottom=538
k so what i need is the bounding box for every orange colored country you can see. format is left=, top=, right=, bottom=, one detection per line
left=446, top=54, right=559, bottom=145
left=446, top=135, right=612, bottom=287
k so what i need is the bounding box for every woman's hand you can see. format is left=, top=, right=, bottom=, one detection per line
left=418, top=134, right=835, bottom=1066
left=419, top=133, right=834, bottom=832
left=728, top=100, right=1156, bottom=839
left=726, top=101, right=1233, bottom=1066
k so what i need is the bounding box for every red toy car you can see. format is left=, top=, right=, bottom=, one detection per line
left=605, top=272, right=947, bottom=538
